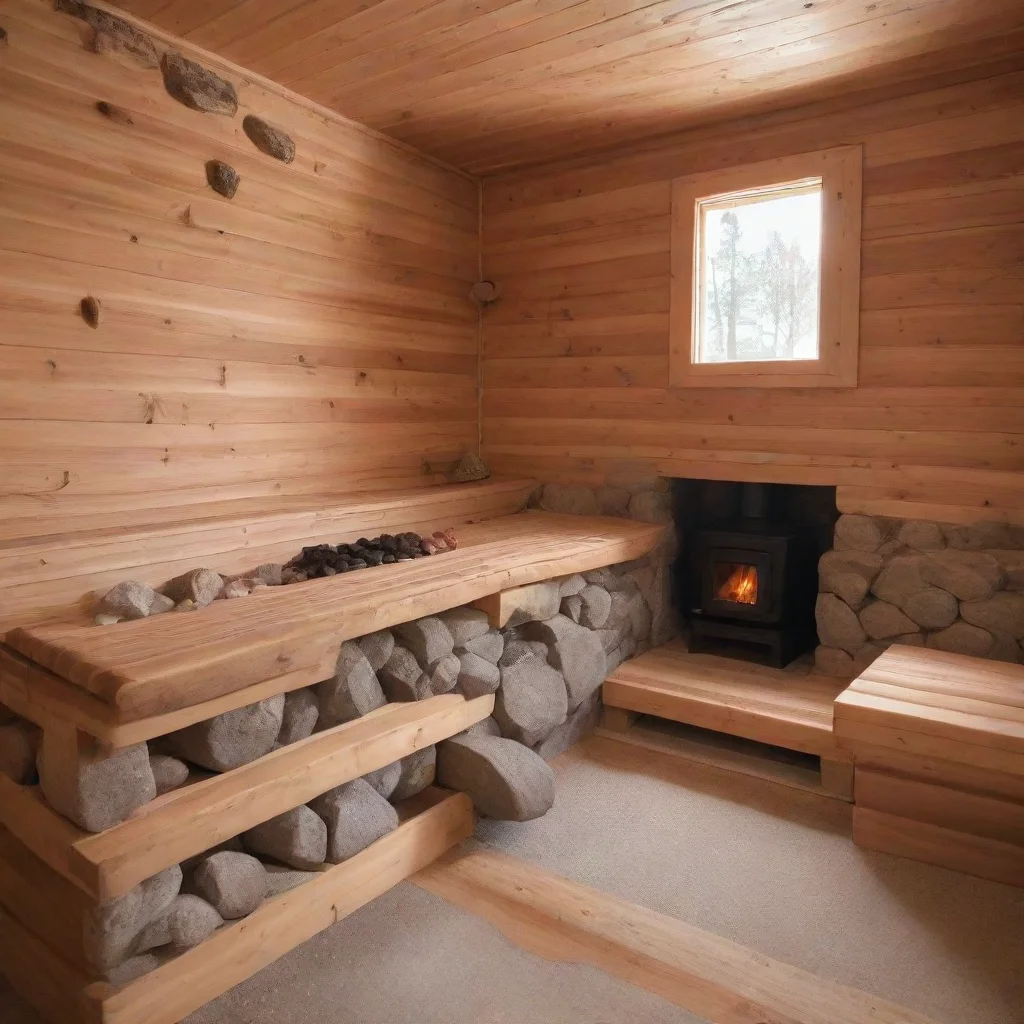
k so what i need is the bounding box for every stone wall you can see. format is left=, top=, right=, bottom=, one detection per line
left=815, top=514, right=1024, bottom=676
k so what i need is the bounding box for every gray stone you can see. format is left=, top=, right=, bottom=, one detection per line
left=898, top=521, right=945, bottom=551
left=363, top=761, right=401, bottom=799
left=84, top=865, right=182, bottom=970
left=317, top=642, right=385, bottom=726
left=242, top=805, right=327, bottom=870
left=603, top=589, right=641, bottom=634
left=990, top=630, right=1021, bottom=664
left=901, top=587, right=958, bottom=630
left=149, top=753, right=189, bottom=795
left=393, top=617, right=454, bottom=665
left=815, top=593, right=866, bottom=654
left=149, top=592, right=175, bottom=615
left=436, top=732, right=555, bottom=821
left=251, top=563, right=284, bottom=586
left=456, top=651, right=501, bottom=698
left=163, top=568, right=223, bottom=608
left=137, top=894, right=222, bottom=951
left=595, top=486, right=630, bottom=517
left=505, top=582, right=562, bottom=627
left=561, top=594, right=583, bottom=622
left=355, top=630, right=395, bottom=671
left=428, top=653, right=461, bottom=694
left=821, top=570, right=869, bottom=610
left=539, top=483, right=598, bottom=516
left=461, top=629, right=503, bottom=664
left=814, top=645, right=856, bottom=677
left=494, top=657, right=568, bottom=746
left=627, top=490, right=672, bottom=524
left=859, top=600, right=919, bottom=640
left=40, top=740, right=156, bottom=833
left=193, top=851, right=266, bottom=920
left=104, top=954, right=159, bottom=987
left=992, top=550, right=1024, bottom=592
left=166, top=694, right=284, bottom=772
left=263, top=864, right=319, bottom=896
left=593, top=628, right=621, bottom=654
left=390, top=746, right=436, bottom=801
left=522, top=614, right=606, bottom=710
left=450, top=452, right=490, bottom=482
left=920, top=550, right=1003, bottom=601
left=278, top=688, right=319, bottom=745
left=498, top=637, right=549, bottom=668
left=834, top=514, right=895, bottom=552
left=462, top=717, right=501, bottom=739
left=926, top=622, right=994, bottom=658
left=578, top=584, right=612, bottom=629
left=98, top=580, right=158, bottom=620
left=378, top=645, right=430, bottom=702
left=960, top=592, right=1024, bottom=639
left=438, top=607, right=490, bottom=647
left=161, top=52, right=237, bottom=115
left=0, top=720, right=39, bottom=785
left=868, top=555, right=924, bottom=606
left=310, top=779, right=399, bottom=863
left=584, top=567, right=621, bottom=591
left=533, top=691, right=600, bottom=760
left=242, top=114, right=295, bottom=163
left=943, top=521, right=1014, bottom=550
left=558, top=574, right=588, bottom=597
left=55, top=0, right=159, bottom=67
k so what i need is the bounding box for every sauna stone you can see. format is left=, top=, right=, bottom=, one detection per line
left=41, top=740, right=156, bottom=834
left=393, top=616, right=454, bottom=665
left=461, top=628, right=503, bottom=664
left=534, top=690, right=601, bottom=761
left=242, top=114, right=295, bottom=162
left=166, top=694, right=284, bottom=772
left=436, top=732, right=555, bottom=821
left=578, top=584, right=612, bottom=629
left=105, top=954, right=159, bottom=987
left=561, top=594, right=584, bottom=623
left=498, top=638, right=549, bottom=668
left=559, top=574, right=588, bottom=597
left=98, top=580, right=159, bottom=620
left=317, top=642, right=386, bottom=726
left=494, top=657, right=568, bottom=747
left=277, top=688, right=319, bottom=745
left=504, top=581, right=561, bottom=627
left=390, top=745, right=436, bottom=802
left=438, top=606, right=490, bottom=646
left=378, top=645, right=430, bottom=702
left=309, top=779, right=399, bottom=863
left=538, top=483, right=599, bottom=516
left=149, top=753, right=189, bottom=795
left=919, top=550, right=1003, bottom=601
left=243, top=806, right=328, bottom=870
left=961, top=592, right=1024, bottom=638
left=205, top=159, right=239, bottom=198
left=859, top=600, right=918, bottom=641
left=455, top=651, right=500, bottom=698
left=815, top=592, right=867, bottom=654
left=926, top=622, right=994, bottom=658
left=163, top=567, right=223, bottom=608
left=193, top=851, right=267, bottom=920
left=355, top=629, right=395, bottom=671
left=161, top=52, right=238, bottom=116
left=902, top=587, right=959, bottom=629
left=362, top=761, right=400, bottom=800
left=137, top=894, right=223, bottom=951
left=56, top=0, right=159, bottom=67
left=264, top=864, right=319, bottom=897
left=522, top=614, right=606, bottom=709
left=428, top=653, right=461, bottom=694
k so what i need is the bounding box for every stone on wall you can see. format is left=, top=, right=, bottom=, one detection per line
left=277, top=688, right=319, bottom=744
left=355, top=630, right=395, bottom=671
left=926, top=622, right=994, bottom=658
left=461, top=629, right=503, bottom=664
left=898, top=520, right=945, bottom=551
left=436, top=732, right=555, bottom=821
left=393, top=617, right=454, bottom=665
left=149, top=753, right=189, bottom=795
left=815, top=593, right=866, bottom=654
left=538, top=483, right=599, bottom=516
left=521, top=614, right=606, bottom=709
left=56, top=0, right=159, bottom=66
left=532, top=690, right=601, bottom=761
left=310, top=779, right=398, bottom=863
left=834, top=514, right=895, bottom=552
left=161, top=52, right=237, bottom=115
left=920, top=550, right=1003, bottom=602
left=439, top=607, right=490, bottom=646
left=242, top=806, right=327, bottom=870
left=242, top=114, right=295, bottom=163
left=363, top=761, right=401, bottom=799
left=390, top=745, right=436, bottom=801
left=504, top=581, right=562, bottom=627
left=428, top=653, right=461, bottom=694
left=166, top=694, right=284, bottom=772
left=901, top=586, right=959, bottom=629
left=494, top=657, right=568, bottom=746
left=317, top=642, right=385, bottom=726
left=192, top=851, right=266, bottom=920
left=960, top=592, right=1024, bottom=639
left=205, top=159, right=240, bottom=198
left=859, top=600, right=918, bottom=640
left=456, top=651, right=501, bottom=698
left=378, top=645, right=430, bottom=702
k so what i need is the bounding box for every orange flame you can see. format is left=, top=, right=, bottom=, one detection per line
left=718, top=564, right=758, bottom=605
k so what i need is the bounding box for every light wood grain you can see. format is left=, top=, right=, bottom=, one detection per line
left=602, top=639, right=849, bottom=758
left=413, top=845, right=942, bottom=1024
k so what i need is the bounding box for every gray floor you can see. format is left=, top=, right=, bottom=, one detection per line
left=478, top=736, right=1024, bottom=1024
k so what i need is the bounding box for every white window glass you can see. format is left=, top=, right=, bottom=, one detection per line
left=695, top=182, right=823, bottom=364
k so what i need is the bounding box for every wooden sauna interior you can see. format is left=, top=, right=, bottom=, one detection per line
left=1, top=0, right=1023, bottom=1022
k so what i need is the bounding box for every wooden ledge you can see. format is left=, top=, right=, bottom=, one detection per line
left=0, top=693, right=492, bottom=901
left=7, top=511, right=664, bottom=722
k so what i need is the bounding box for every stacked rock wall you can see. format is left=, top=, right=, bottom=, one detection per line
left=816, top=514, right=1024, bottom=676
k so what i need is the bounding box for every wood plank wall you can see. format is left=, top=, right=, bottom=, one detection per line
left=480, top=65, right=1024, bottom=525
left=0, top=0, right=480, bottom=542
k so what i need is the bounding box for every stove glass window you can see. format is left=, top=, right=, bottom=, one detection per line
left=714, top=560, right=759, bottom=605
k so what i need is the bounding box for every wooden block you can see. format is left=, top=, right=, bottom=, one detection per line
left=855, top=768, right=1024, bottom=847
left=97, top=790, right=474, bottom=1024
left=820, top=759, right=855, bottom=801
left=600, top=706, right=640, bottom=734
left=70, top=693, right=492, bottom=900
left=853, top=807, right=1024, bottom=889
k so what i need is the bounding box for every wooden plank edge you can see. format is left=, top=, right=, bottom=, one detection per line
left=853, top=807, right=1024, bottom=889
left=412, top=846, right=942, bottom=1024
left=94, top=790, right=475, bottom=1024
left=71, top=694, right=493, bottom=900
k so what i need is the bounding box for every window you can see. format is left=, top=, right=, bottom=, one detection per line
left=670, top=146, right=862, bottom=388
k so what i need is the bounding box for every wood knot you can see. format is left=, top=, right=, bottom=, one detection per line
left=80, top=295, right=102, bottom=329
left=96, top=100, right=133, bottom=125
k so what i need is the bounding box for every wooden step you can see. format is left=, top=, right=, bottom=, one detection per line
left=0, top=693, right=492, bottom=901
left=602, top=639, right=849, bottom=759
left=6, top=511, right=663, bottom=722
left=0, top=788, right=474, bottom=1024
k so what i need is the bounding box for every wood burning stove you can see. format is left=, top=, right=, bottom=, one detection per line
left=686, top=483, right=819, bottom=667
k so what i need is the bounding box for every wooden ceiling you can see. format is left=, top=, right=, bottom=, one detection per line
left=114, top=0, right=1024, bottom=173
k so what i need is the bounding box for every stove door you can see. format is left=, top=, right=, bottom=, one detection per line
left=700, top=546, right=775, bottom=621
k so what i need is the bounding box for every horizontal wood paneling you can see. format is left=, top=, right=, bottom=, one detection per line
left=481, top=69, right=1024, bottom=524
left=0, top=0, right=480, bottom=541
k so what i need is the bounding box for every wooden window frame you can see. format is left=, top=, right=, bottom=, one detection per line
left=669, top=145, right=863, bottom=389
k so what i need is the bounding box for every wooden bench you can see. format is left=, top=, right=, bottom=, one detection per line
left=834, top=645, right=1024, bottom=888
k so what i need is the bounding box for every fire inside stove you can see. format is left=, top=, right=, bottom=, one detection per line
left=714, top=561, right=759, bottom=605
